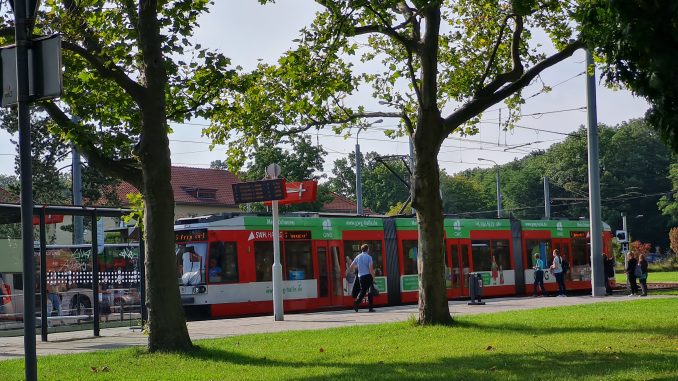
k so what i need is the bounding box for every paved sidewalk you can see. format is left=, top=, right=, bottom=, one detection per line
left=0, top=293, right=670, bottom=361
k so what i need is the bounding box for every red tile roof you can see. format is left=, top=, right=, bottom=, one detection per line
left=116, top=166, right=240, bottom=207
left=323, top=191, right=375, bottom=215
left=114, top=167, right=371, bottom=214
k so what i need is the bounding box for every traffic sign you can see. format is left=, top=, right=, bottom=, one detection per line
left=263, top=180, right=318, bottom=206
left=1, top=34, right=62, bottom=106
left=621, top=242, right=629, bottom=254
left=232, top=179, right=287, bottom=204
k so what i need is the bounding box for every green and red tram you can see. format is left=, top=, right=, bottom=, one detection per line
left=174, top=213, right=611, bottom=318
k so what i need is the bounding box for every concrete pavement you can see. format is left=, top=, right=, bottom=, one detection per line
left=1, top=293, right=671, bottom=360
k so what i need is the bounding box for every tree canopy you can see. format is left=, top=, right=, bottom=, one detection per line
left=0, top=0, right=236, bottom=351
left=448, top=119, right=674, bottom=248
left=579, top=1, right=678, bottom=150
left=205, top=0, right=590, bottom=325
left=327, top=151, right=411, bottom=214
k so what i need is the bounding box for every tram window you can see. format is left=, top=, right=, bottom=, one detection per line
left=402, top=240, right=418, bottom=275
left=254, top=242, right=274, bottom=282
left=525, top=240, right=551, bottom=269
left=331, top=246, right=343, bottom=298
left=284, top=241, right=313, bottom=280
left=492, top=240, right=512, bottom=270
left=208, top=241, right=239, bottom=283
left=177, top=243, right=207, bottom=285
left=571, top=239, right=588, bottom=266
left=343, top=241, right=362, bottom=261
left=343, top=240, right=385, bottom=276
left=317, top=247, right=328, bottom=297
left=471, top=241, right=491, bottom=271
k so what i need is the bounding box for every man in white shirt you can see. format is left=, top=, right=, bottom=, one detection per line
left=350, top=244, right=376, bottom=312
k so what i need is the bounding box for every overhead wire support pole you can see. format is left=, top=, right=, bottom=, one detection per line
left=265, top=164, right=284, bottom=321
left=585, top=50, right=606, bottom=297
left=478, top=157, right=503, bottom=218
left=39, top=210, right=48, bottom=342
left=544, top=177, right=551, bottom=220
left=12, top=0, right=38, bottom=379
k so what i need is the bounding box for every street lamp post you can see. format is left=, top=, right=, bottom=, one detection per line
left=478, top=158, right=502, bottom=218
left=355, top=119, right=382, bottom=215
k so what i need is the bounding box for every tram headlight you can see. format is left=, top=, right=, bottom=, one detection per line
left=192, top=286, right=206, bottom=294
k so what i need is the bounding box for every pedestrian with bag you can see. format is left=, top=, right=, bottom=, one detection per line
left=550, top=249, right=567, bottom=297
left=532, top=253, right=546, bottom=297
left=638, top=254, right=649, bottom=297
left=625, top=252, right=639, bottom=296
left=351, top=244, right=375, bottom=312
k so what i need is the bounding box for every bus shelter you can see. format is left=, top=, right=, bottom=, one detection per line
left=0, top=203, right=146, bottom=341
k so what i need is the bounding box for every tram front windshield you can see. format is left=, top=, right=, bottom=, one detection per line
left=176, top=242, right=208, bottom=286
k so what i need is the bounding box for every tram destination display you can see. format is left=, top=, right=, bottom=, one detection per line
left=232, top=179, right=287, bottom=204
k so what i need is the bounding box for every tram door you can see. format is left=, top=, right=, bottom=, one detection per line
left=552, top=239, right=571, bottom=281
left=448, top=239, right=472, bottom=297
left=315, top=241, right=343, bottom=307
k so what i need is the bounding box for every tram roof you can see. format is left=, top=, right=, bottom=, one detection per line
left=175, top=213, right=609, bottom=240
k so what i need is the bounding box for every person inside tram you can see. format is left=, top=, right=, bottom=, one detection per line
left=208, top=257, right=223, bottom=282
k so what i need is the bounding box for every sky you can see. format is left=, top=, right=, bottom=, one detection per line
left=0, top=1, right=650, bottom=178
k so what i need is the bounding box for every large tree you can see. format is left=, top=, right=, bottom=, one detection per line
left=205, top=1, right=586, bottom=324
left=579, top=1, right=678, bottom=150
left=0, top=1, right=232, bottom=351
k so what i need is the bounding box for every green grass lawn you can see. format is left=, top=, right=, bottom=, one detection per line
left=615, top=270, right=678, bottom=284
left=1, top=299, right=678, bottom=381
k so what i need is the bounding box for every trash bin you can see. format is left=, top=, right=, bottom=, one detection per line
left=468, top=272, right=485, bottom=305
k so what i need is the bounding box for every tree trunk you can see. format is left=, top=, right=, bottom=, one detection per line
left=411, top=5, right=451, bottom=325
left=141, top=122, right=193, bottom=352
left=138, top=0, right=192, bottom=352
left=412, top=124, right=453, bottom=325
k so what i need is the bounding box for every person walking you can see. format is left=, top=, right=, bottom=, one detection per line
left=532, top=253, right=546, bottom=297
left=550, top=249, right=567, bottom=296
left=626, top=252, right=639, bottom=296
left=351, top=244, right=375, bottom=312
left=638, top=254, right=649, bottom=297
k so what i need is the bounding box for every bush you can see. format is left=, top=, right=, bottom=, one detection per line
left=648, top=250, right=678, bottom=271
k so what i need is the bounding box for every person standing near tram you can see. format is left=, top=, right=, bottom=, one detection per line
left=550, top=249, right=567, bottom=297
left=625, top=252, right=639, bottom=296
left=532, top=253, right=546, bottom=297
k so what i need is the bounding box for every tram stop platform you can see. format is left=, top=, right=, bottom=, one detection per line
left=0, top=293, right=671, bottom=361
